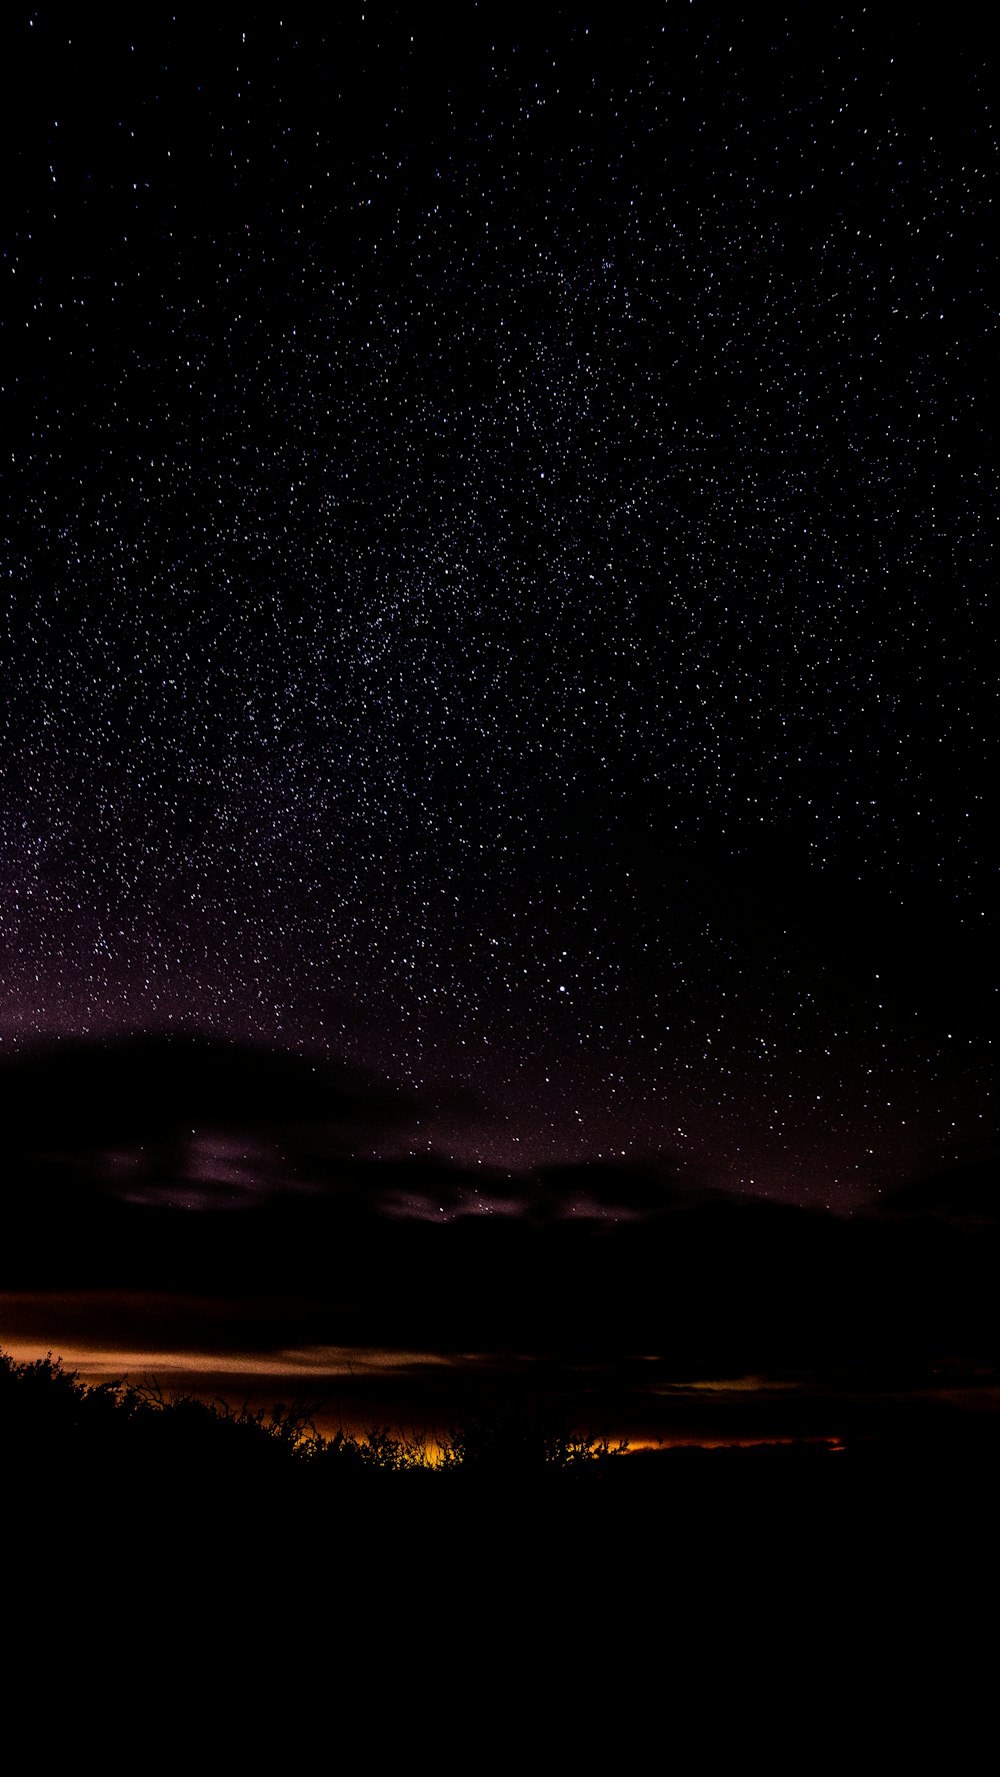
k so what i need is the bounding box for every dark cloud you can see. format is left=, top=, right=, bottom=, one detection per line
left=879, top=1157, right=999, bottom=1226
left=531, top=1160, right=707, bottom=1221
left=0, top=1038, right=996, bottom=1399
left=0, top=1033, right=416, bottom=1147
left=0, top=1032, right=422, bottom=1208
left=370, top=1156, right=706, bottom=1224
left=0, top=1035, right=702, bottom=1220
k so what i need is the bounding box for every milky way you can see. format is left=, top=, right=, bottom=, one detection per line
left=1, top=12, right=992, bottom=1199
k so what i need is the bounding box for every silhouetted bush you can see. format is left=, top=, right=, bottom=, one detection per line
left=0, top=1348, right=626, bottom=1498
left=439, top=1407, right=628, bottom=1479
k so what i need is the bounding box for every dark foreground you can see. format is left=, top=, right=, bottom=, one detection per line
left=4, top=1348, right=996, bottom=1745
left=12, top=1449, right=995, bottom=1735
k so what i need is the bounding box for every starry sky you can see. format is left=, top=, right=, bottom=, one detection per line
left=1, top=8, right=993, bottom=1213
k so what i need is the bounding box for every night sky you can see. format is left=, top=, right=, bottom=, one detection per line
left=0, top=10, right=994, bottom=1443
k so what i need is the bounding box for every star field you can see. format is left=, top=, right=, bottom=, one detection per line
left=0, top=11, right=992, bottom=1201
